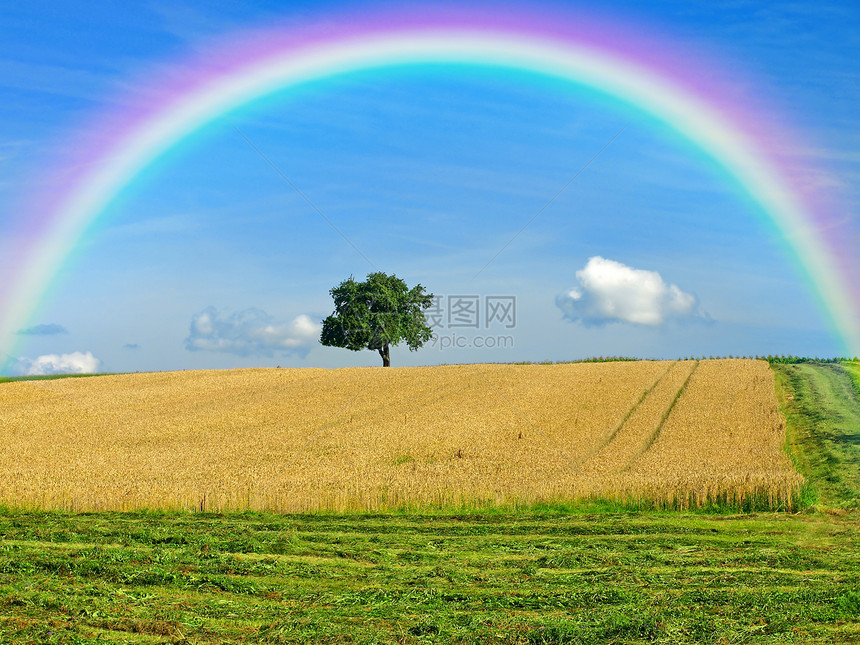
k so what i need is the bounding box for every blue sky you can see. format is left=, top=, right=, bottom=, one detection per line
left=1, top=1, right=859, bottom=374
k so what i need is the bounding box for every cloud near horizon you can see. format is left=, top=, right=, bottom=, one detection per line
left=16, top=323, right=68, bottom=336
left=556, top=256, right=706, bottom=326
left=185, top=307, right=320, bottom=358
left=17, top=351, right=101, bottom=376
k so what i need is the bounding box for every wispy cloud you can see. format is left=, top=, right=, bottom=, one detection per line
left=147, top=2, right=245, bottom=44
left=185, top=307, right=320, bottom=358
left=0, top=139, right=31, bottom=164
left=17, top=323, right=68, bottom=336
left=556, top=256, right=707, bottom=326
left=103, top=213, right=200, bottom=239
left=0, top=59, right=118, bottom=103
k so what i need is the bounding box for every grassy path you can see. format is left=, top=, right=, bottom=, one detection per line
left=844, top=361, right=860, bottom=395
left=1, top=510, right=859, bottom=644
left=773, top=362, right=860, bottom=507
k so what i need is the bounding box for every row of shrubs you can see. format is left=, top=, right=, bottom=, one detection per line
left=510, top=356, right=858, bottom=365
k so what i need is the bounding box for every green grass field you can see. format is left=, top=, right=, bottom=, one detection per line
left=0, top=373, right=116, bottom=384
left=1, top=362, right=859, bottom=644
left=773, top=361, right=860, bottom=508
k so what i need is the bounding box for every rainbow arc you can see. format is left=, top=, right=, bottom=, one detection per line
left=2, top=9, right=857, bottom=368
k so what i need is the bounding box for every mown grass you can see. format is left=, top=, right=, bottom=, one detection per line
left=772, top=361, right=860, bottom=509
left=0, top=361, right=858, bottom=643
left=844, top=360, right=860, bottom=394
left=1, top=510, right=859, bottom=644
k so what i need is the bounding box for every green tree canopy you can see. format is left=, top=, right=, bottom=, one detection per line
left=319, top=272, right=435, bottom=367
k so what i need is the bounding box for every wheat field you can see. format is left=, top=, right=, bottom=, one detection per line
left=0, top=359, right=802, bottom=511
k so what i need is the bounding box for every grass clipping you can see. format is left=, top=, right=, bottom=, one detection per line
left=0, top=359, right=802, bottom=512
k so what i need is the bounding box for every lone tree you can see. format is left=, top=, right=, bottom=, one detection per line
left=320, top=272, right=434, bottom=367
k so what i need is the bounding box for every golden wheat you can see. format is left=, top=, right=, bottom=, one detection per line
left=0, top=360, right=802, bottom=511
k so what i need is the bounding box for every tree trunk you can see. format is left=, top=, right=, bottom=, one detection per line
left=378, top=343, right=391, bottom=367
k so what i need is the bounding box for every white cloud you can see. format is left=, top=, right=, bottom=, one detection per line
left=556, top=256, right=705, bottom=326
left=185, top=307, right=320, bottom=358
left=19, top=352, right=101, bottom=376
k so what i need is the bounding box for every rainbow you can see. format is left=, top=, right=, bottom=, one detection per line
left=2, top=6, right=859, bottom=368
